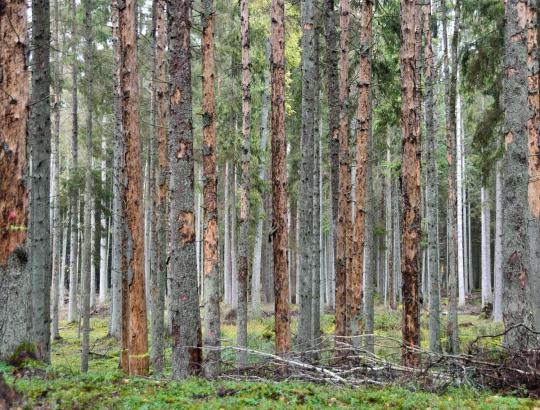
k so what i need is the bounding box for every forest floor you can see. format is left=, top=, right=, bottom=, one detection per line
left=2, top=296, right=540, bottom=409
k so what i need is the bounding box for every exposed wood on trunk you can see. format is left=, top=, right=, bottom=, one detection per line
left=271, top=0, right=291, bottom=357
left=168, top=0, right=203, bottom=378
left=118, top=0, right=149, bottom=376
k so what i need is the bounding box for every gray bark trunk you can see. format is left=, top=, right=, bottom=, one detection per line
left=493, top=162, right=503, bottom=322
left=481, top=186, right=492, bottom=306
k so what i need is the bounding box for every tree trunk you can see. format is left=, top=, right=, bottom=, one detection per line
left=297, top=0, right=317, bottom=352
left=527, top=0, right=540, bottom=333
left=99, top=134, right=108, bottom=304
left=493, top=161, right=503, bottom=322
left=168, top=0, right=203, bottom=378
left=335, top=0, right=351, bottom=350
left=0, top=0, right=31, bottom=360
left=223, top=161, right=231, bottom=305
left=237, top=0, right=252, bottom=368
left=230, top=166, right=238, bottom=309
left=271, top=0, right=291, bottom=357
left=481, top=186, right=492, bottom=307
left=423, top=0, right=441, bottom=353
left=456, top=94, right=466, bottom=305
left=502, top=0, right=539, bottom=349
left=109, top=0, right=123, bottom=340
left=118, top=0, right=149, bottom=376
left=312, top=85, right=322, bottom=347
left=400, top=0, right=421, bottom=367
left=441, top=0, right=460, bottom=354
left=29, top=0, right=52, bottom=362
left=149, top=0, right=167, bottom=375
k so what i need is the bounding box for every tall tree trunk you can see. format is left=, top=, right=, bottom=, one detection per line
left=363, top=133, right=375, bottom=354
left=385, top=134, right=395, bottom=310
left=230, top=166, right=238, bottom=308
left=251, top=42, right=271, bottom=317
left=0, top=0, right=31, bottom=360
left=271, top=0, right=291, bottom=357
left=400, top=0, right=421, bottom=367
left=312, top=84, right=322, bottom=347
left=30, top=0, right=52, bottom=362
left=423, top=0, right=441, bottom=353
left=109, top=0, right=123, bottom=339
left=527, top=0, right=540, bottom=332
left=118, top=0, right=149, bottom=375
left=237, top=0, right=252, bottom=367
left=335, top=0, right=351, bottom=350
left=168, top=0, right=203, bottom=378
left=149, top=0, right=167, bottom=375
left=502, top=0, right=539, bottom=349
left=493, top=161, right=503, bottom=322
left=441, top=0, right=460, bottom=354
left=297, top=0, right=317, bottom=352
left=481, top=186, right=492, bottom=307
left=51, top=0, right=62, bottom=340
left=350, top=0, right=373, bottom=342
left=80, top=0, right=94, bottom=372
left=99, top=134, right=108, bottom=304
left=456, top=94, right=466, bottom=305
left=223, top=161, right=231, bottom=305
left=68, top=0, right=79, bottom=325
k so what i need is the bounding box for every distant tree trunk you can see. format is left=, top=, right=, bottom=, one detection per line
left=502, top=0, right=539, bottom=349
left=350, top=0, right=373, bottom=342
left=0, top=0, right=31, bottom=360
left=297, top=0, right=317, bottom=352
left=312, top=85, right=322, bottom=346
left=99, top=134, right=108, bottom=304
left=223, top=161, right=231, bottom=305
left=80, top=0, right=94, bottom=372
left=109, top=0, right=123, bottom=339
left=230, top=166, right=238, bottom=309
left=118, top=0, right=149, bottom=376
left=51, top=0, right=62, bottom=340
left=271, top=0, right=291, bottom=357
left=237, top=0, right=252, bottom=367
left=423, top=0, right=441, bottom=353
left=68, top=0, right=79, bottom=325
left=335, top=0, right=351, bottom=349
left=363, top=135, right=375, bottom=354
left=441, top=0, right=460, bottom=354
left=60, top=220, right=68, bottom=308
left=456, top=95, right=466, bottom=306
left=493, top=161, right=503, bottom=322
left=400, top=0, right=421, bottom=367
left=149, top=0, right=167, bottom=375
left=168, top=0, right=203, bottom=378
left=480, top=186, right=492, bottom=307
left=385, top=135, right=394, bottom=310
left=90, top=206, right=96, bottom=308
left=527, top=0, right=540, bottom=332
left=29, top=0, right=52, bottom=363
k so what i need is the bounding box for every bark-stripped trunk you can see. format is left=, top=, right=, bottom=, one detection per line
left=481, top=186, right=492, bottom=307
left=237, top=0, right=251, bottom=367
left=168, top=0, right=203, bottom=378
left=68, top=0, right=79, bottom=325
left=441, top=0, right=460, bottom=354
left=350, top=0, right=373, bottom=341
left=0, top=0, right=31, bottom=360
left=51, top=0, right=62, bottom=340
left=335, top=0, right=351, bottom=349
left=109, top=0, right=123, bottom=339
left=118, top=0, right=149, bottom=376
left=527, top=0, right=540, bottom=332
left=502, top=0, right=539, bottom=348
left=324, top=0, right=339, bottom=278
left=493, top=161, right=503, bottom=322
left=80, top=0, right=94, bottom=372
left=400, top=0, right=421, bottom=367
left=200, top=0, right=220, bottom=377
left=30, top=0, right=52, bottom=362
left=251, top=42, right=271, bottom=317
left=149, top=0, right=167, bottom=375
left=423, top=1, right=441, bottom=353
left=297, top=0, right=317, bottom=352
left=271, top=0, right=291, bottom=357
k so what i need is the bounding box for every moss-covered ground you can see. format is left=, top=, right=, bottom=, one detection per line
left=2, top=299, right=539, bottom=409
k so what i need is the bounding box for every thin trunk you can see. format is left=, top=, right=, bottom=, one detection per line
left=456, top=94, right=466, bottom=305
left=0, top=0, right=31, bottom=360
left=90, top=206, right=96, bottom=308
left=150, top=0, right=167, bottom=375
left=493, top=162, right=503, bottom=322
left=30, top=0, right=52, bottom=362
left=297, top=0, right=317, bottom=352
left=223, top=162, right=231, bottom=305
left=312, top=86, right=322, bottom=346
left=271, top=0, right=291, bottom=356
left=400, top=0, right=421, bottom=367
left=168, top=0, right=203, bottom=378
left=236, top=0, right=251, bottom=368
left=99, top=134, right=108, bottom=304
left=423, top=0, right=441, bottom=353
left=230, top=166, right=238, bottom=309
left=119, top=0, right=149, bottom=375
left=385, top=136, right=395, bottom=310
left=481, top=186, right=492, bottom=306
left=335, top=0, right=351, bottom=349
left=363, top=134, right=375, bottom=354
